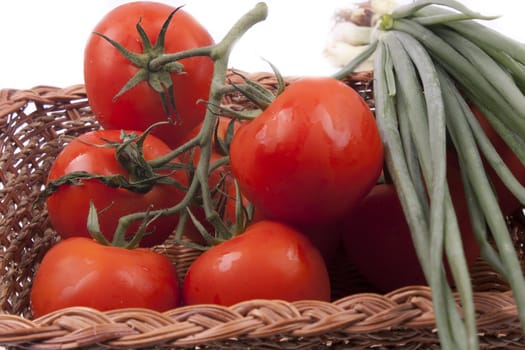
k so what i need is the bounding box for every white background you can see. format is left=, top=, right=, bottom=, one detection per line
left=1, top=1, right=525, bottom=90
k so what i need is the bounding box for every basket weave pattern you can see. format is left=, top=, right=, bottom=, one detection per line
left=1, top=72, right=524, bottom=349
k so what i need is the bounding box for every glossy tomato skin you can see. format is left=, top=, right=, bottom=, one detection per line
left=229, top=77, right=384, bottom=227
left=342, top=184, right=480, bottom=292
left=84, top=1, right=215, bottom=149
left=183, top=220, right=331, bottom=306
left=30, top=237, right=180, bottom=317
left=45, top=129, right=185, bottom=247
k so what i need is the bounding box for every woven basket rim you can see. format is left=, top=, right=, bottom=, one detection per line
left=0, top=287, right=520, bottom=349
left=1, top=72, right=524, bottom=349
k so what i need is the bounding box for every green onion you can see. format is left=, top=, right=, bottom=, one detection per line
left=374, top=35, right=461, bottom=349
left=392, top=19, right=525, bottom=140
left=337, top=1, right=525, bottom=347
left=416, top=6, right=525, bottom=63
left=391, top=0, right=495, bottom=21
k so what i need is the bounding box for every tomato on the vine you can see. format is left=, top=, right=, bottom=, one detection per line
left=30, top=237, right=180, bottom=317
left=45, top=129, right=186, bottom=247
left=180, top=149, right=245, bottom=245
left=179, top=116, right=258, bottom=245
left=229, top=77, right=384, bottom=227
left=84, top=1, right=215, bottom=149
left=182, top=220, right=331, bottom=306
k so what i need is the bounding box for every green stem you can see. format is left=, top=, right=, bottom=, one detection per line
left=391, top=0, right=494, bottom=21
left=112, top=2, right=269, bottom=242
left=471, top=105, right=525, bottom=171
left=439, top=68, right=525, bottom=332
left=374, top=41, right=456, bottom=350
left=415, top=7, right=525, bottom=63
left=396, top=86, right=428, bottom=208
left=434, top=27, right=525, bottom=121
left=393, top=30, right=480, bottom=349
left=332, top=40, right=378, bottom=81
left=383, top=31, right=467, bottom=350
left=482, top=48, right=525, bottom=90
left=392, top=19, right=525, bottom=141
left=374, top=38, right=433, bottom=286
left=148, top=2, right=268, bottom=169
left=412, top=12, right=498, bottom=26
left=458, top=153, right=507, bottom=276
left=149, top=46, right=214, bottom=71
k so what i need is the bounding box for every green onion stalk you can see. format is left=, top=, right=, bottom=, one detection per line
left=335, top=0, right=525, bottom=348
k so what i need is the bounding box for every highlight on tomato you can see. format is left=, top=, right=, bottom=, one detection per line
left=44, top=129, right=186, bottom=247
left=83, top=1, right=215, bottom=149
left=30, top=237, right=181, bottom=318
left=182, top=220, right=331, bottom=306
left=229, top=77, right=384, bottom=228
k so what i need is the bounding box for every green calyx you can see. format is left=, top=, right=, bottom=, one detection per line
left=93, top=6, right=186, bottom=119
left=39, top=129, right=187, bottom=249
left=37, top=128, right=186, bottom=208
left=88, top=200, right=157, bottom=249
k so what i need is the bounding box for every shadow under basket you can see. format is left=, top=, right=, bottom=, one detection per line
left=1, top=71, right=525, bottom=349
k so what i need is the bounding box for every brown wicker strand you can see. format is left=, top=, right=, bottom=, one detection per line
left=0, top=291, right=521, bottom=349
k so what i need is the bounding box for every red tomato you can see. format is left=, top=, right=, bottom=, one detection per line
left=182, top=220, right=331, bottom=306
left=45, top=129, right=185, bottom=247
left=229, top=77, right=384, bottom=227
left=342, top=184, right=480, bottom=292
left=467, top=104, right=525, bottom=216
left=30, top=237, right=180, bottom=317
left=291, top=221, right=343, bottom=266
left=84, top=1, right=215, bottom=149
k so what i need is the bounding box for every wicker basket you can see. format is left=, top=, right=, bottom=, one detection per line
left=1, top=71, right=524, bottom=349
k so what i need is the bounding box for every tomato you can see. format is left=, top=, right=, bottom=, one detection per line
left=342, top=183, right=480, bottom=292
left=342, top=103, right=524, bottom=293
left=229, top=77, right=384, bottom=227
left=45, top=129, right=186, bottom=247
left=182, top=220, right=331, bottom=306
left=84, top=1, right=215, bottom=149
left=30, top=237, right=180, bottom=317
left=467, top=104, right=525, bottom=216
left=291, top=221, right=343, bottom=266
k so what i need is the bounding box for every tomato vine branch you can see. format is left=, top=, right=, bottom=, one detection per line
left=111, top=2, right=269, bottom=244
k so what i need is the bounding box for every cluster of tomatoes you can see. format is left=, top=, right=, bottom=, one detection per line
left=29, top=1, right=525, bottom=318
